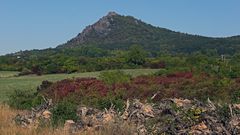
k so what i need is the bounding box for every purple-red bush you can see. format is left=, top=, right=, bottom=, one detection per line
left=166, top=72, right=193, bottom=79
left=144, top=61, right=166, bottom=69
left=41, top=78, right=109, bottom=101
left=40, top=72, right=193, bottom=101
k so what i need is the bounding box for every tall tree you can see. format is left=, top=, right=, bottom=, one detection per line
left=126, top=45, right=147, bottom=65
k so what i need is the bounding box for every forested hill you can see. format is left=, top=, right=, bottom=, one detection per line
left=1, top=12, right=240, bottom=74
left=59, top=11, right=240, bottom=54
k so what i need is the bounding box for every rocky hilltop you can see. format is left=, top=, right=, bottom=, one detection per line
left=68, top=12, right=119, bottom=45
left=59, top=11, right=240, bottom=54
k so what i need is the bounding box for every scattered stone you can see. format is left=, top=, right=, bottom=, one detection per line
left=42, top=110, right=51, bottom=119
left=229, top=116, right=240, bottom=133
left=190, top=122, right=210, bottom=134
left=172, top=98, right=191, bottom=107
left=13, top=97, right=52, bottom=128
left=14, top=97, right=240, bottom=134
left=64, top=120, right=76, bottom=133
left=233, top=104, right=240, bottom=110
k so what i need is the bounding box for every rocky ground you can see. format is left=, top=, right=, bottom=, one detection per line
left=14, top=97, right=240, bottom=135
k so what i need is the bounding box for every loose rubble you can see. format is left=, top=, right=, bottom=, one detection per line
left=14, top=97, right=52, bottom=128
left=14, top=97, right=240, bottom=134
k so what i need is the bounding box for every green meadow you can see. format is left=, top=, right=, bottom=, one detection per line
left=0, top=69, right=159, bottom=102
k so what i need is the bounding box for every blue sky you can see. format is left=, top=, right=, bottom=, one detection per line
left=0, top=0, right=240, bottom=55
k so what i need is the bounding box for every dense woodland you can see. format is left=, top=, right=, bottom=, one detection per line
left=1, top=45, right=240, bottom=80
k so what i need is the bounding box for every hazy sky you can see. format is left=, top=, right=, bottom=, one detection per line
left=0, top=0, right=240, bottom=55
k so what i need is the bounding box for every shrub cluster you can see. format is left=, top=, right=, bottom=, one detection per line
left=99, top=70, right=131, bottom=85
left=7, top=90, right=44, bottom=110
left=40, top=78, right=109, bottom=102
left=51, top=100, right=79, bottom=127
left=7, top=70, right=240, bottom=128
left=9, top=70, right=240, bottom=111
left=40, top=71, right=240, bottom=105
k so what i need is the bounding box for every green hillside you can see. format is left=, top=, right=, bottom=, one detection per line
left=60, top=12, right=240, bottom=54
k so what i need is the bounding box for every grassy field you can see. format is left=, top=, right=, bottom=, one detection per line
left=0, top=69, right=159, bottom=102
left=0, top=71, right=19, bottom=78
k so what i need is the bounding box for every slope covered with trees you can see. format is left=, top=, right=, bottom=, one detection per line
left=60, top=11, right=240, bottom=55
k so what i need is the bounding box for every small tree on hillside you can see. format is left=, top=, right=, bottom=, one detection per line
left=126, top=45, right=147, bottom=65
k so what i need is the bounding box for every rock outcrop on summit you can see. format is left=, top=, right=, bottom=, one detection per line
left=68, top=12, right=119, bottom=45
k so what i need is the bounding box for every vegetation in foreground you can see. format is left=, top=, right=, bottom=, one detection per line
left=0, top=69, right=159, bottom=102
left=6, top=70, right=240, bottom=118
left=5, top=95, right=240, bottom=134
left=2, top=69, right=240, bottom=134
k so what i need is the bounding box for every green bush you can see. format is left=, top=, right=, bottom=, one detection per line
left=31, top=95, right=45, bottom=107
left=51, top=100, right=79, bottom=127
left=154, top=67, right=191, bottom=76
left=18, top=68, right=32, bottom=76
left=217, top=104, right=231, bottom=122
left=96, top=90, right=125, bottom=112
left=68, top=94, right=125, bottom=112
left=126, top=45, right=147, bottom=65
left=231, top=90, right=240, bottom=103
left=7, top=90, right=43, bottom=110
left=154, top=69, right=171, bottom=76
left=99, top=70, right=131, bottom=85
left=97, top=97, right=125, bottom=112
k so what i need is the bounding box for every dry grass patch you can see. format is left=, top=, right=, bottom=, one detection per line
left=0, top=104, right=62, bottom=135
left=0, top=104, right=136, bottom=135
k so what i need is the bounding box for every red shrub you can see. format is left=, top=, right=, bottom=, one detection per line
left=40, top=72, right=194, bottom=102
left=167, top=72, right=193, bottom=79
left=41, top=78, right=109, bottom=101
left=235, top=78, right=240, bottom=84
left=146, top=61, right=166, bottom=69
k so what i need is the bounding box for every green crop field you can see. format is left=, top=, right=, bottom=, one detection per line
left=0, top=69, right=159, bottom=102
left=0, top=71, right=19, bottom=78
